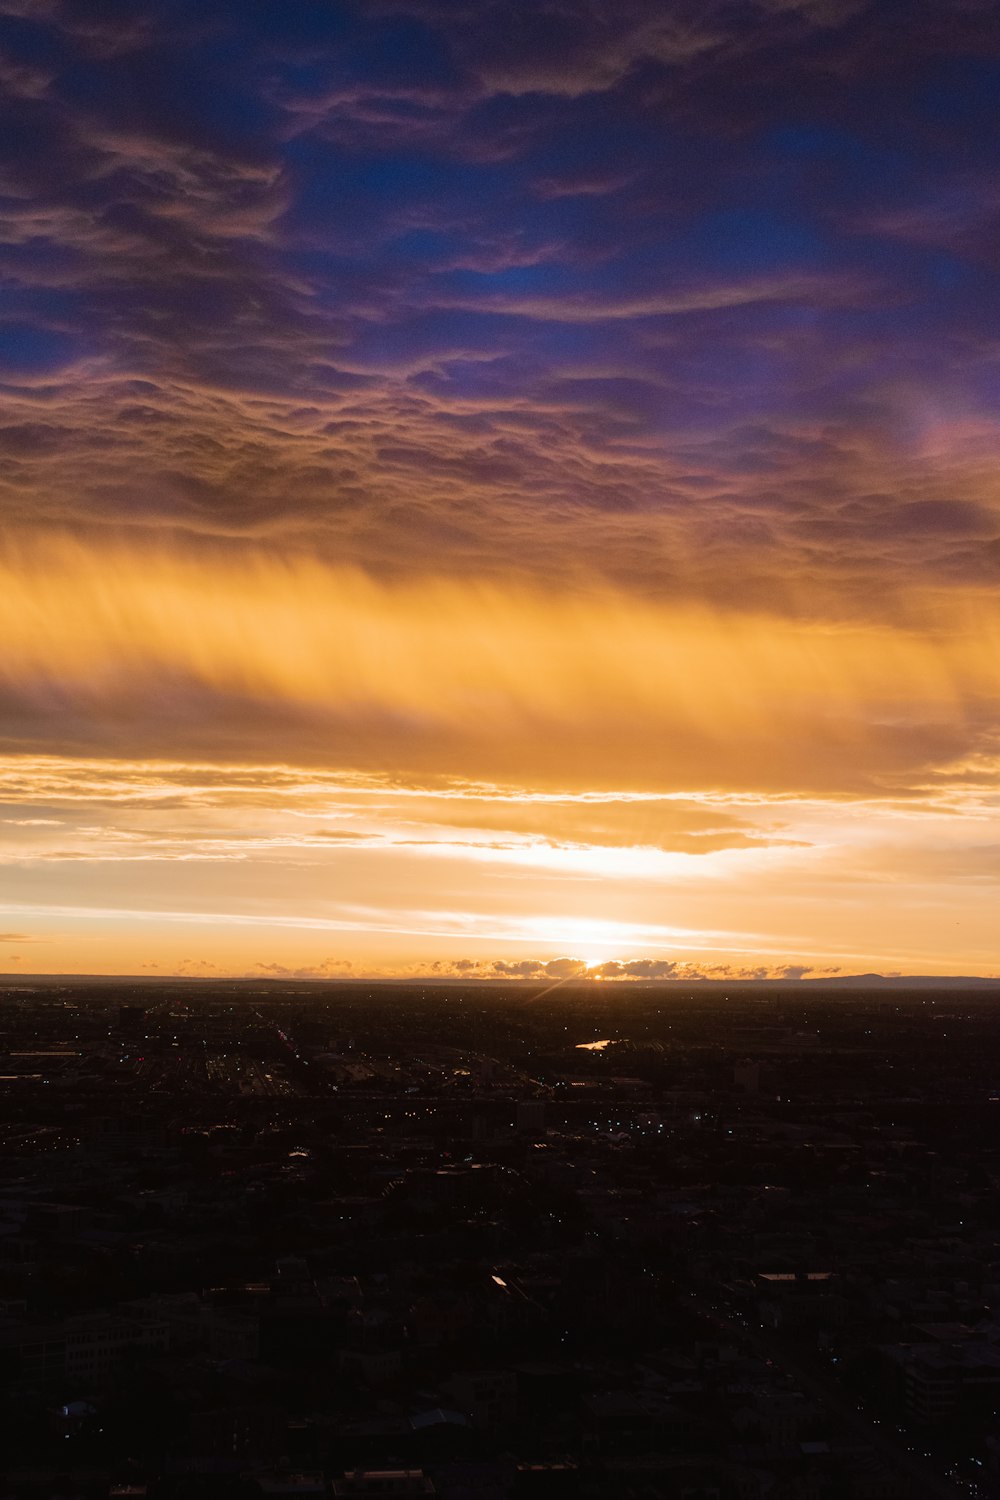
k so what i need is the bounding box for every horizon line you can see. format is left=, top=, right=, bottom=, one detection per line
left=1, top=972, right=998, bottom=989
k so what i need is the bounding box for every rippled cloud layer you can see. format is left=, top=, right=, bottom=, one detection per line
left=2, top=0, right=999, bottom=602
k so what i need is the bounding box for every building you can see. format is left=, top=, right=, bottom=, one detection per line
left=0, top=1310, right=170, bottom=1385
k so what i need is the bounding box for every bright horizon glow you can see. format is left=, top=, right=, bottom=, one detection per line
left=0, top=750, right=997, bottom=981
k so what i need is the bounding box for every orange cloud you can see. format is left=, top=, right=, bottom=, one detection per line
left=2, top=537, right=999, bottom=792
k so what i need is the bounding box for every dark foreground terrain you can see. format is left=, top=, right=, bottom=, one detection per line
left=2, top=978, right=999, bottom=1498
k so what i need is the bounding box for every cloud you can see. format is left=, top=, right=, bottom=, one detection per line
left=1, top=749, right=998, bottom=977
left=401, top=954, right=843, bottom=981
left=1, top=539, right=999, bottom=794
left=0, top=0, right=998, bottom=622
left=252, top=958, right=354, bottom=979
left=175, top=957, right=219, bottom=975
left=592, top=958, right=679, bottom=979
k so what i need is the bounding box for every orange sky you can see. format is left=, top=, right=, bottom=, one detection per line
left=0, top=540, right=998, bottom=979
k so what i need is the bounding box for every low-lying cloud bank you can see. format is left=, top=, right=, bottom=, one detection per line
left=249, top=955, right=841, bottom=983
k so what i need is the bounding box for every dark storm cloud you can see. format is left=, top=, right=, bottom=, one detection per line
left=1, top=0, right=1000, bottom=609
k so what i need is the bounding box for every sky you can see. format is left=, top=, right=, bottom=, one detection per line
left=1, top=0, right=999, bottom=981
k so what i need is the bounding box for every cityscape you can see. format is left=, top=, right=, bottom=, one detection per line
left=2, top=978, right=1000, bottom=1497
